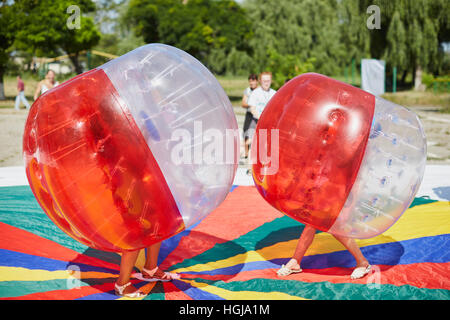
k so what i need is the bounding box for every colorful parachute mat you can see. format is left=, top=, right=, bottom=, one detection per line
left=0, top=166, right=449, bottom=300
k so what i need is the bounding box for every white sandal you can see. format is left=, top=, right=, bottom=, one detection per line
left=277, top=264, right=303, bottom=276
left=133, top=267, right=180, bottom=282
left=350, top=265, right=372, bottom=280
left=114, top=282, right=146, bottom=298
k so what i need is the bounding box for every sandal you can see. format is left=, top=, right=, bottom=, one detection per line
left=350, top=264, right=372, bottom=280
left=134, top=267, right=180, bottom=282
left=276, top=264, right=302, bottom=277
left=114, top=282, right=146, bottom=298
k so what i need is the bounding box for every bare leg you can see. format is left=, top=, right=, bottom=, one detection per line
left=244, top=138, right=250, bottom=158
left=142, top=242, right=180, bottom=280
left=117, top=250, right=139, bottom=285
left=333, top=234, right=369, bottom=268
left=144, top=242, right=162, bottom=270
left=116, top=250, right=142, bottom=294
left=285, top=224, right=317, bottom=270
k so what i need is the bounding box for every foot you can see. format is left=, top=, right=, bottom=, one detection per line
left=138, top=266, right=180, bottom=282
left=114, top=281, right=146, bottom=298
left=350, top=263, right=372, bottom=280
left=277, top=259, right=302, bottom=276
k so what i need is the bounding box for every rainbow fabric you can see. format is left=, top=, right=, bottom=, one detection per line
left=0, top=167, right=449, bottom=300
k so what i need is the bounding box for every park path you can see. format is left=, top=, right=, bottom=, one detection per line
left=1, top=105, right=449, bottom=168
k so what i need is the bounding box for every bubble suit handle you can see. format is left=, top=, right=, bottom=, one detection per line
left=252, top=73, right=426, bottom=239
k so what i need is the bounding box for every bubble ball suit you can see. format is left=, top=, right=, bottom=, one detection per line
left=23, top=44, right=239, bottom=252
left=252, top=73, right=426, bottom=239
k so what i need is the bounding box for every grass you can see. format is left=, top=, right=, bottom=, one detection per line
left=216, top=75, right=248, bottom=107
left=332, top=74, right=362, bottom=88
left=382, top=90, right=450, bottom=110
left=2, top=73, right=449, bottom=112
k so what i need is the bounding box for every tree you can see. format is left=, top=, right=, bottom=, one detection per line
left=125, top=0, right=253, bottom=74
left=13, top=0, right=101, bottom=74
left=338, top=0, right=371, bottom=69
left=384, top=11, right=407, bottom=75
left=0, top=1, right=16, bottom=100
left=244, top=0, right=346, bottom=76
left=345, top=0, right=448, bottom=89
left=266, top=49, right=315, bottom=89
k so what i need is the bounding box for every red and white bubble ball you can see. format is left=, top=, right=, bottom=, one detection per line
left=23, top=44, right=239, bottom=252
left=252, top=73, right=427, bottom=238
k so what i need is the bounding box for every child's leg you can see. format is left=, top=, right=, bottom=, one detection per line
left=286, top=224, right=317, bottom=269
left=144, top=241, right=162, bottom=270
left=333, top=235, right=369, bottom=267
left=117, top=250, right=140, bottom=286
left=142, top=242, right=180, bottom=280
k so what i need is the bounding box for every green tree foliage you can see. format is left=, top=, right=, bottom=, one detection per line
left=125, top=0, right=253, bottom=73
left=384, top=11, right=407, bottom=72
left=0, top=1, right=16, bottom=99
left=13, top=0, right=101, bottom=74
left=90, top=0, right=146, bottom=68
left=225, top=48, right=255, bottom=76
left=338, top=0, right=371, bottom=65
left=347, top=0, right=449, bottom=87
left=2, top=0, right=448, bottom=89
left=244, top=0, right=346, bottom=77
left=267, top=49, right=315, bottom=89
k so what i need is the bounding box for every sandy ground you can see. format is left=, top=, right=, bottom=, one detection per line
left=406, top=106, right=450, bottom=164
left=0, top=108, right=28, bottom=167
left=1, top=105, right=449, bottom=167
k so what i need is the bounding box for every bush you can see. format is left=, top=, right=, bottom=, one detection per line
left=266, top=49, right=315, bottom=89
left=422, top=73, right=435, bottom=89
left=226, top=48, right=255, bottom=76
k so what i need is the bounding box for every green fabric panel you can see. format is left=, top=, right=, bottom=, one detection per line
left=0, top=186, right=89, bottom=253
left=169, top=197, right=436, bottom=271
left=409, top=196, right=438, bottom=208
left=169, top=215, right=306, bottom=271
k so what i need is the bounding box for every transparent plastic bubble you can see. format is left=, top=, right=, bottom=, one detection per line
left=23, top=44, right=239, bottom=252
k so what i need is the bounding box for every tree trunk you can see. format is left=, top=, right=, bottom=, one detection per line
left=69, top=52, right=83, bottom=74
left=400, top=70, right=408, bottom=86
left=414, top=65, right=425, bottom=91
left=0, top=69, right=5, bottom=101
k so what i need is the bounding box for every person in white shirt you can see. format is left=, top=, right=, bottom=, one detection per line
left=245, top=72, right=276, bottom=175
left=247, top=71, right=276, bottom=120
left=34, top=70, right=59, bottom=101
left=241, top=74, right=259, bottom=161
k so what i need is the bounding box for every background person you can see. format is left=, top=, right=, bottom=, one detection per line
left=241, top=73, right=259, bottom=162
left=14, top=75, right=30, bottom=110
left=246, top=71, right=277, bottom=175
left=247, top=71, right=276, bottom=120
left=34, top=70, right=59, bottom=101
